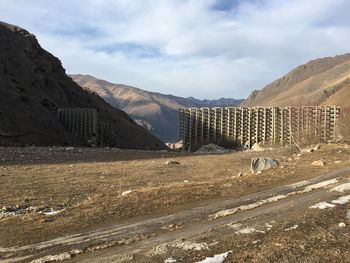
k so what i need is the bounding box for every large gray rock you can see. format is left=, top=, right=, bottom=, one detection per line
left=251, top=157, right=279, bottom=173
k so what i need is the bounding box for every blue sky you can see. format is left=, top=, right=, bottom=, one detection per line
left=1, top=0, right=350, bottom=99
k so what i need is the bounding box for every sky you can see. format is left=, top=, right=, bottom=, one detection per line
left=1, top=0, right=350, bottom=99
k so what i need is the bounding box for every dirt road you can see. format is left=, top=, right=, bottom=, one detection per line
left=3, top=167, right=350, bottom=262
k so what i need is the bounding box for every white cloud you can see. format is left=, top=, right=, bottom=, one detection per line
left=0, top=0, right=350, bottom=99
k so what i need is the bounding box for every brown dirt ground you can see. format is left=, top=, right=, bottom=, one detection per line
left=146, top=202, right=350, bottom=263
left=1, top=144, right=350, bottom=250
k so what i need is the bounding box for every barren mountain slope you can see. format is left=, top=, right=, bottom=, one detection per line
left=242, top=54, right=350, bottom=107
left=0, top=21, right=165, bottom=150
left=71, top=74, right=242, bottom=142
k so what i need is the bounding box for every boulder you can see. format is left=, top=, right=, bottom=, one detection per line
left=311, top=160, right=325, bottom=166
left=251, top=157, right=279, bottom=173
left=251, top=143, right=265, bottom=152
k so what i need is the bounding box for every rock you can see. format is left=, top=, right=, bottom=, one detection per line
left=251, top=143, right=264, bottom=151
left=334, top=161, right=342, bottom=164
left=165, top=160, right=180, bottom=165
left=338, top=222, right=346, bottom=228
left=302, top=144, right=321, bottom=153
left=313, top=145, right=321, bottom=151
left=251, top=157, right=279, bottom=173
left=275, top=242, right=282, bottom=247
left=65, top=147, right=75, bottom=151
left=311, top=160, right=325, bottom=166
left=302, top=148, right=313, bottom=153
left=121, top=190, right=132, bottom=196
left=238, top=172, right=243, bottom=177
left=183, top=180, right=189, bottom=183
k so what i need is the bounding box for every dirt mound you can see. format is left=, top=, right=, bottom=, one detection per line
left=0, top=21, right=165, bottom=150
left=196, top=144, right=231, bottom=154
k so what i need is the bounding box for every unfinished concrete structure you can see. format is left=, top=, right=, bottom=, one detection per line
left=57, top=108, right=119, bottom=146
left=179, top=106, right=340, bottom=151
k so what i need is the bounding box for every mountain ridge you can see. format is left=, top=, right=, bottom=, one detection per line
left=242, top=53, right=350, bottom=107
left=0, top=21, right=166, bottom=149
left=71, top=74, right=243, bottom=142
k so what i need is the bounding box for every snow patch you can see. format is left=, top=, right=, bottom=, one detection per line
left=227, top=223, right=243, bottom=229
left=164, top=258, right=177, bottom=263
left=330, top=183, right=350, bottom=193
left=173, top=241, right=211, bottom=251
left=196, top=251, right=232, bottom=263
left=210, top=195, right=288, bottom=219
left=310, top=202, right=336, bottom=209
left=212, top=208, right=239, bottom=219
left=148, top=244, right=168, bottom=256
left=0, top=206, right=38, bottom=218
left=265, top=195, right=288, bottom=203
left=284, top=225, right=298, bottom=231
left=41, top=209, right=65, bottom=216
left=235, top=227, right=265, bottom=234
left=303, top=179, right=339, bottom=192
left=289, top=180, right=310, bottom=188
left=148, top=240, right=216, bottom=256
left=210, top=178, right=340, bottom=220
left=30, top=250, right=82, bottom=263
left=331, top=195, right=350, bottom=205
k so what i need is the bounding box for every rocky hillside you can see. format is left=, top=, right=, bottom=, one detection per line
left=242, top=54, right=350, bottom=107
left=71, top=74, right=242, bottom=142
left=0, top=21, right=166, bottom=150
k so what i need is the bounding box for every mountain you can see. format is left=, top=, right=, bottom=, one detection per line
left=242, top=54, right=350, bottom=107
left=0, top=21, right=166, bottom=150
left=71, top=74, right=243, bottom=142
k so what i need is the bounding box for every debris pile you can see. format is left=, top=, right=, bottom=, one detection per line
left=0, top=205, right=65, bottom=219
left=196, top=144, right=231, bottom=154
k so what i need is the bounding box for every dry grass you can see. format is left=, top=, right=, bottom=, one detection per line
left=1, top=145, right=350, bottom=247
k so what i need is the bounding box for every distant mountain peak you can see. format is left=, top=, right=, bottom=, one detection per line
left=71, top=74, right=243, bottom=142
